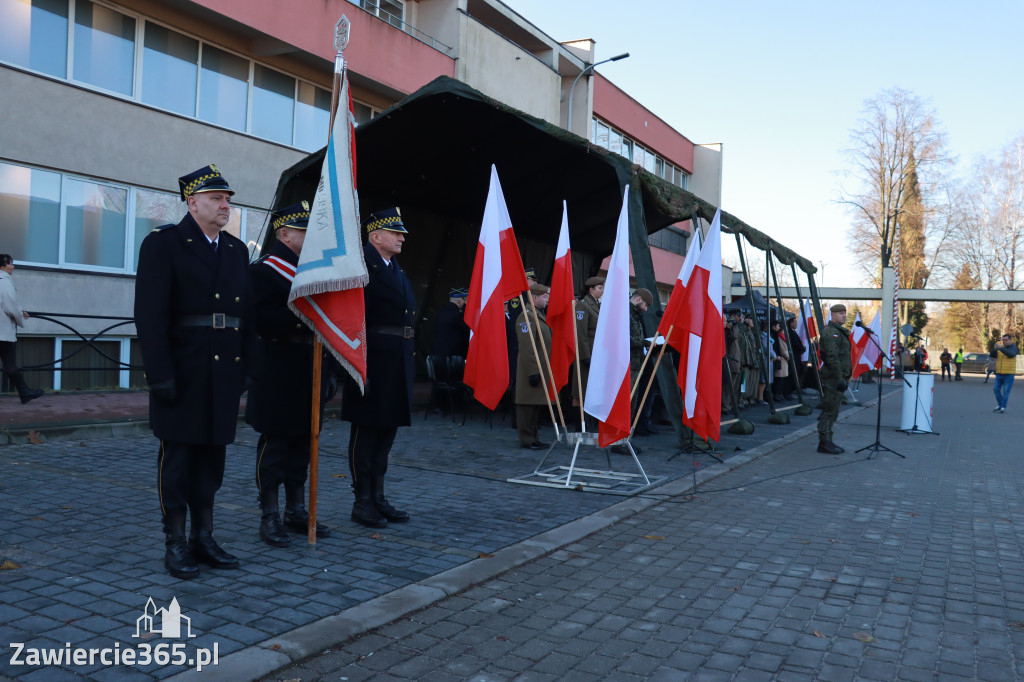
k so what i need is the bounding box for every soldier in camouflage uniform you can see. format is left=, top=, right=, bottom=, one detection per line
left=817, top=303, right=852, bottom=454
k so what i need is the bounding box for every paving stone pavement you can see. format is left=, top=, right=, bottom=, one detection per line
left=2, top=379, right=904, bottom=681
left=250, top=374, right=1024, bottom=681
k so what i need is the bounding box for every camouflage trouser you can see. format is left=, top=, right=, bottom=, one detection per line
left=817, top=385, right=842, bottom=441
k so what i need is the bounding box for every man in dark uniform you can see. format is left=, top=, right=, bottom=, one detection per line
left=246, top=202, right=332, bottom=547
left=504, top=268, right=537, bottom=405
left=432, top=287, right=470, bottom=358
left=134, top=164, right=255, bottom=579
left=343, top=208, right=415, bottom=528
left=817, top=303, right=852, bottom=454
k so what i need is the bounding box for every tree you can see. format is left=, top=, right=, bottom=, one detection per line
left=840, top=88, right=952, bottom=331
left=945, top=134, right=1024, bottom=338
left=942, top=263, right=985, bottom=350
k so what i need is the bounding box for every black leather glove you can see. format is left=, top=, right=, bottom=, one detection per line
left=837, top=380, right=848, bottom=392
left=150, top=378, right=177, bottom=404
left=324, top=374, right=339, bottom=402
left=528, top=373, right=541, bottom=388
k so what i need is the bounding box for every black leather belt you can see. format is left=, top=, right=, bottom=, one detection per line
left=178, top=313, right=242, bottom=329
left=369, top=325, right=415, bottom=339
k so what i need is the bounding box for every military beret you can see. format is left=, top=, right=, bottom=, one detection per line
left=178, top=164, right=233, bottom=202
left=271, top=201, right=310, bottom=231
left=530, top=283, right=549, bottom=296
left=363, top=207, right=407, bottom=234
left=830, top=303, right=847, bottom=313
left=585, top=276, right=605, bottom=288
left=633, top=288, right=654, bottom=306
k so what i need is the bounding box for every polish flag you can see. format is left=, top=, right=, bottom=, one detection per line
left=854, top=311, right=883, bottom=377
left=656, top=223, right=702, bottom=351
left=584, top=185, right=633, bottom=447
left=546, top=201, right=575, bottom=394
left=677, top=209, right=725, bottom=442
left=796, top=299, right=818, bottom=362
left=850, top=312, right=869, bottom=371
left=464, top=165, right=529, bottom=410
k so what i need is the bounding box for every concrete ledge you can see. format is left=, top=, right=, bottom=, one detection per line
left=164, top=647, right=291, bottom=682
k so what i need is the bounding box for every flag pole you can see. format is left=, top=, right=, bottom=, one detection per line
left=631, top=326, right=672, bottom=434
left=526, top=288, right=566, bottom=431
left=630, top=332, right=659, bottom=399
left=571, top=299, right=586, bottom=429
left=306, top=15, right=351, bottom=545
left=519, top=293, right=560, bottom=438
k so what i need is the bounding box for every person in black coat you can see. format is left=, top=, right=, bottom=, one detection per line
left=342, top=208, right=416, bottom=528
left=134, top=164, right=256, bottom=579
left=245, top=202, right=334, bottom=547
left=432, top=288, right=470, bottom=358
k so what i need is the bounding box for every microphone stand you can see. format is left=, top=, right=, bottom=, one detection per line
left=854, top=327, right=910, bottom=459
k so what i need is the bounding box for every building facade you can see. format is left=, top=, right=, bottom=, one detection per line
left=0, top=0, right=720, bottom=392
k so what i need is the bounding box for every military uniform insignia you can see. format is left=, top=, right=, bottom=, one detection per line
left=576, top=311, right=585, bottom=320
left=519, top=322, right=529, bottom=333
left=510, top=299, right=521, bottom=310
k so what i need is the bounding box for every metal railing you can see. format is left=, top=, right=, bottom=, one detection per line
left=360, top=5, right=453, bottom=53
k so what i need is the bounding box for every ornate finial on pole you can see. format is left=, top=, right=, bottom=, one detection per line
left=334, top=15, right=350, bottom=73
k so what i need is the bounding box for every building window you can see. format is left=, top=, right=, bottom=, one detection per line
left=199, top=44, right=250, bottom=132
left=0, top=160, right=264, bottom=274
left=0, top=0, right=69, bottom=77
left=0, top=161, right=61, bottom=265
left=252, top=64, right=295, bottom=145
left=352, top=99, right=384, bottom=126
left=72, top=0, right=135, bottom=95
left=141, top=22, right=198, bottom=116
left=591, top=116, right=690, bottom=188
left=63, top=178, right=128, bottom=269
left=133, top=188, right=181, bottom=270
left=295, top=82, right=331, bottom=150
left=357, top=0, right=405, bottom=27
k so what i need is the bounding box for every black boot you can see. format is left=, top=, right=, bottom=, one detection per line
left=283, top=481, right=330, bottom=538
left=188, top=507, right=239, bottom=569
left=258, top=486, right=290, bottom=548
left=817, top=440, right=842, bottom=454
left=372, top=476, right=410, bottom=523
left=163, top=511, right=199, bottom=580
left=11, top=371, right=43, bottom=405
left=351, top=479, right=387, bottom=528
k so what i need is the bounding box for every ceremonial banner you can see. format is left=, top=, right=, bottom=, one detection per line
left=546, top=201, right=576, bottom=394
left=657, top=220, right=702, bottom=353
left=796, top=299, right=817, bottom=362
left=585, top=186, right=632, bottom=447
left=288, top=70, right=368, bottom=390
left=850, top=312, right=869, bottom=370
left=854, top=311, right=883, bottom=377
left=464, top=165, right=529, bottom=410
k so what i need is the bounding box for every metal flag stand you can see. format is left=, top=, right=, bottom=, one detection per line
left=506, top=430, right=666, bottom=495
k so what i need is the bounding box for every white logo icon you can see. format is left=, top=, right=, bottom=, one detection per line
left=134, top=597, right=195, bottom=639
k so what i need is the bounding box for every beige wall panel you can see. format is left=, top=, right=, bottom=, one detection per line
left=14, top=270, right=136, bottom=337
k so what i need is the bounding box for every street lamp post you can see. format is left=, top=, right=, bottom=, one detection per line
left=566, top=52, right=629, bottom=136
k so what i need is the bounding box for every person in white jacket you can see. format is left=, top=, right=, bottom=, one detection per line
left=0, top=254, right=43, bottom=404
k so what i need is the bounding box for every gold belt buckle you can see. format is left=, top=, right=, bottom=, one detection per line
left=212, top=313, right=226, bottom=329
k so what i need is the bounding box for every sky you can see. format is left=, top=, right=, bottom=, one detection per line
left=502, top=0, right=1024, bottom=289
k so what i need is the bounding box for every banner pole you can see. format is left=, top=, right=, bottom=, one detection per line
left=631, top=326, right=672, bottom=434
left=526, top=289, right=566, bottom=430
left=307, top=15, right=350, bottom=545
left=571, top=299, right=586, bottom=429
left=519, top=293, right=560, bottom=438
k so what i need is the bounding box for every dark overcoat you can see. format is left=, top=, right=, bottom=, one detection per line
left=245, top=241, right=330, bottom=437
left=134, top=213, right=255, bottom=445
left=514, top=306, right=552, bottom=406
left=432, top=301, right=470, bottom=357
left=341, top=242, right=416, bottom=428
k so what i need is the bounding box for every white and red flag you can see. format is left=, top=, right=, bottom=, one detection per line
left=546, top=201, right=575, bottom=394
left=796, top=299, right=818, bottom=362
left=656, top=222, right=702, bottom=348
left=850, top=312, right=869, bottom=370
left=854, top=310, right=883, bottom=378
left=464, top=165, right=529, bottom=410
left=677, top=208, right=725, bottom=442
left=289, top=69, right=367, bottom=389
left=584, top=185, right=633, bottom=447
